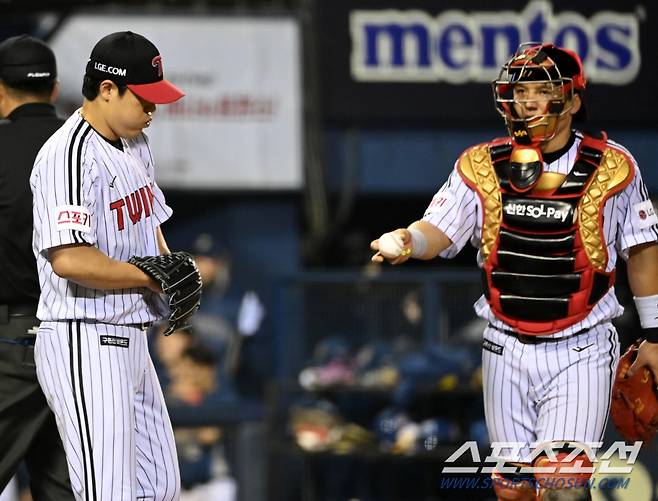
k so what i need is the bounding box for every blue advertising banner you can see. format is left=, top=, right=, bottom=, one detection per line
left=316, top=0, right=652, bottom=126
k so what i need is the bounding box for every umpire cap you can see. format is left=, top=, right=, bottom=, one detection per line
left=0, top=35, right=57, bottom=85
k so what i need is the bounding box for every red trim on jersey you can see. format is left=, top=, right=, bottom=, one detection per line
left=458, top=133, right=635, bottom=335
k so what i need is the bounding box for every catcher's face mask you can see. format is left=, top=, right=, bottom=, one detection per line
left=492, top=43, right=586, bottom=146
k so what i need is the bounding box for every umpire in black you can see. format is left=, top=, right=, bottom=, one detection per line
left=0, top=35, right=73, bottom=499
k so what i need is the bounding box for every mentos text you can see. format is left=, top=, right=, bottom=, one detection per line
left=350, top=0, right=640, bottom=84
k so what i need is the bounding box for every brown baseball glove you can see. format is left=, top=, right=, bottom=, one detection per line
left=610, top=342, right=658, bottom=444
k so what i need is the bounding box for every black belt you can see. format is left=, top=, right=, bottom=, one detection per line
left=124, top=321, right=153, bottom=331
left=0, top=337, right=35, bottom=346
left=488, top=323, right=588, bottom=344
left=0, top=304, right=38, bottom=323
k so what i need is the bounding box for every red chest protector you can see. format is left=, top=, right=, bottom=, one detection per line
left=457, top=132, right=634, bottom=335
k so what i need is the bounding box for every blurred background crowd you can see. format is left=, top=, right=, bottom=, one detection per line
left=1, top=0, right=657, bottom=500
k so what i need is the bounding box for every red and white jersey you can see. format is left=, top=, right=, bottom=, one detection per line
left=31, top=109, right=172, bottom=324
left=422, top=131, right=658, bottom=338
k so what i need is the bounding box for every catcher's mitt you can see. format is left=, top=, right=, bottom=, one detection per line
left=610, top=342, right=658, bottom=444
left=129, top=251, right=202, bottom=336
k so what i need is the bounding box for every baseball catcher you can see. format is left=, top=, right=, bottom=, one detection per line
left=130, top=251, right=203, bottom=335
left=371, top=41, right=658, bottom=501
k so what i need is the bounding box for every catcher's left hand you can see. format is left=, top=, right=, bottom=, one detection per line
left=129, top=251, right=202, bottom=336
left=610, top=341, right=658, bottom=444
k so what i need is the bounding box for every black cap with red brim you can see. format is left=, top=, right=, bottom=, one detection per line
left=127, top=80, right=184, bottom=105
left=85, top=31, right=184, bottom=104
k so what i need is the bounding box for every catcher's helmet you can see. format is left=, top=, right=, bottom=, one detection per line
left=493, top=43, right=586, bottom=145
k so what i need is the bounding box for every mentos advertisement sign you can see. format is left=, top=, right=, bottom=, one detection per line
left=316, top=0, right=653, bottom=125
left=350, top=1, right=640, bottom=85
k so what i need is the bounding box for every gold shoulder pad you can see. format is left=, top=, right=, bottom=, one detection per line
left=579, top=147, right=634, bottom=270
left=457, top=144, right=502, bottom=261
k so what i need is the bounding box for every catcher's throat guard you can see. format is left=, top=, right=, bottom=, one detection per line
left=508, top=145, right=543, bottom=192
left=493, top=42, right=585, bottom=146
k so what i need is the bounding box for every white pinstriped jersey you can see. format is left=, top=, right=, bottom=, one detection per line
left=31, top=109, right=172, bottom=324
left=423, top=131, right=658, bottom=338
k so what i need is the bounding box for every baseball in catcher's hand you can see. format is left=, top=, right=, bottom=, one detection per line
left=371, top=229, right=412, bottom=264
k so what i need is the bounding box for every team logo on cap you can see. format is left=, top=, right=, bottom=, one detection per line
left=152, top=55, right=163, bottom=77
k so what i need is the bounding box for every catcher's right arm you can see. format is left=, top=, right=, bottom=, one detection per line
left=610, top=342, right=658, bottom=444
left=129, top=251, right=202, bottom=335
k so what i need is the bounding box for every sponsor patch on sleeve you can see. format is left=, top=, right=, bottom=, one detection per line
left=424, top=191, right=455, bottom=217
left=633, top=200, right=658, bottom=229
left=55, top=205, right=91, bottom=233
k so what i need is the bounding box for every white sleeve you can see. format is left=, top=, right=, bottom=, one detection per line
left=616, top=162, right=658, bottom=259
left=421, top=164, right=480, bottom=259
left=149, top=180, right=173, bottom=226
left=139, top=133, right=173, bottom=225
left=31, top=141, right=99, bottom=256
